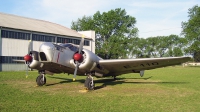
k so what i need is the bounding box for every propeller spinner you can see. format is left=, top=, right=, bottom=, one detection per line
left=73, top=53, right=83, bottom=61
left=24, top=54, right=32, bottom=62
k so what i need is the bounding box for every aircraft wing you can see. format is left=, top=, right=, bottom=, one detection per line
left=99, top=57, right=190, bottom=75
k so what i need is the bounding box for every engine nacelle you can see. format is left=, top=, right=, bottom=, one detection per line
left=70, top=49, right=99, bottom=72
left=28, top=51, right=41, bottom=69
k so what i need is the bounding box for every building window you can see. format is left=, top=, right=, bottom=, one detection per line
left=32, top=34, right=55, bottom=42
left=1, top=30, right=90, bottom=45
left=1, top=30, right=30, bottom=40
left=0, top=56, right=24, bottom=64
left=57, top=37, right=90, bottom=46
left=0, top=56, right=2, bottom=63
left=84, top=40, right=90, bottom=46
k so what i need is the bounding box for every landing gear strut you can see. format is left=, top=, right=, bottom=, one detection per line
left=113, top=76, right=117, bottom=80
left=84, top=73, right=95, bottom=90
left=36, top=70, right=46, bottom=86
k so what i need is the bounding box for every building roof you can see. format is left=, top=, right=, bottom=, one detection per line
left=0, top=12, right=88, bottom=38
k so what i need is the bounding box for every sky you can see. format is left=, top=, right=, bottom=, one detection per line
left=0, top=0, right=199, bottom=38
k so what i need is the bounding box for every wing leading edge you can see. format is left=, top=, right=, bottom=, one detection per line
left=99, top=57, right=190, bottom=75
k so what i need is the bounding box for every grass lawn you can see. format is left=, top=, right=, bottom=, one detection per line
left=0, top=66, right=200, bottom=112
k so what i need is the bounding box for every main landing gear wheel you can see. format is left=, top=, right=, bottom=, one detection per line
left=36, top=75, right=46, bottom=86
left=84, top=76, right=95, bottom=90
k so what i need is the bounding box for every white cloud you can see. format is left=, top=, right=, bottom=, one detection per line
left=125, top=0, right=200, bottom=38
left=11, top=0, right=112, bottom=27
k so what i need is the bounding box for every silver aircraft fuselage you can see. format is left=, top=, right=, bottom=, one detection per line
left=28, top=42, right=109, bottom=77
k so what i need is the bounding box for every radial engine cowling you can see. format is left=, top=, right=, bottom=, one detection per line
left=70, top=49, right=99, bottom=72
left=26, top=51, right=41, bottom=69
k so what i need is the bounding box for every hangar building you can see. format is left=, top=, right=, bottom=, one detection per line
left=0, top=12, right=95, bottom=71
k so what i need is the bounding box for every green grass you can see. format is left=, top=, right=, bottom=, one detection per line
left=0, top=66, right=200, bottom=112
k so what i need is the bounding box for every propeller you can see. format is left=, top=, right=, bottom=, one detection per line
left=73, top=35, right=85, bottom=81
left=24, top=40, right=32, bottom=78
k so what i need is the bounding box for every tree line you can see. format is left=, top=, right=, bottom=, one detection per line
left=127, top=35, right=186, bottom=58
left=71, top=5, right=200, bottom=62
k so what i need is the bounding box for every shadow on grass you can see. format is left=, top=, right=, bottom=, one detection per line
left=45, top=76, right=85, bottom=86
left=116, top=76, right=153, bottom=80
left=94, top=78, right=189, bottom=90
left=46, top=76, right=189, bottom=90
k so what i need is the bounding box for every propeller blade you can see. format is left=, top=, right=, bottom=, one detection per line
left=26, top=64, right=28, bottom=78
left=78, top=35, right=85, bottom=54
left=24, top=61, right=29, bottom=78
left=28, top=40, right=32, bottom=53
left=73, top=61, right=79, bottom=81
left=25, top=40, right=32, bottom=78
left=72, top=35, right=85, bottom=81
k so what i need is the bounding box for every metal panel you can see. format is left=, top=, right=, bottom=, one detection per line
left=1, top=64, right=26, bottom=71
left=2, top=38, right=30, bottom=56
left=33, top=41, right=44, bottom=51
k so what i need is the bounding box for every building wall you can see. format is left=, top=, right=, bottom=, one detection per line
left=33, top=41, right=45, bottom=51
left=1, top=64, right=25, bottom=71
left=1, top=38, right=47, bottom=56
left=2, top=38, right=30, bottom=56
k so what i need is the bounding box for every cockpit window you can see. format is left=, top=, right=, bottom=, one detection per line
left=59, top=43, right=79, bottom=52
left=53, top=44, right=65, bottom=51
left=59, top=43, right=71, bottom=48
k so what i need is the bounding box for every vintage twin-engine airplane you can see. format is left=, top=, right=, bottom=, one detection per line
left=14, top=36, right=190, bottom=90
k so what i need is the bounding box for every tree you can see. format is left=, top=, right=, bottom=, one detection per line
left=165, top=35, right=186, bottom=57
left=173, top=47, right=183, bottom=56
left=71, top=16, right=94, bottom=31
left=71, top=8, right=138, bottom=59
left=144, top=35, right=185, bottom=57
left=182, top=5, right=200, bottom=62
left=156, top=36, right=168, bottom=57
left=146, top=37, right=159, bottom=57
left=129, top=38, right=148, bottom=58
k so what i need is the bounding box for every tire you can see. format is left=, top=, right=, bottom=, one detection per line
left=36, top=75, right=46, bottom=86
left=84, top=77, right=95, bottom=90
